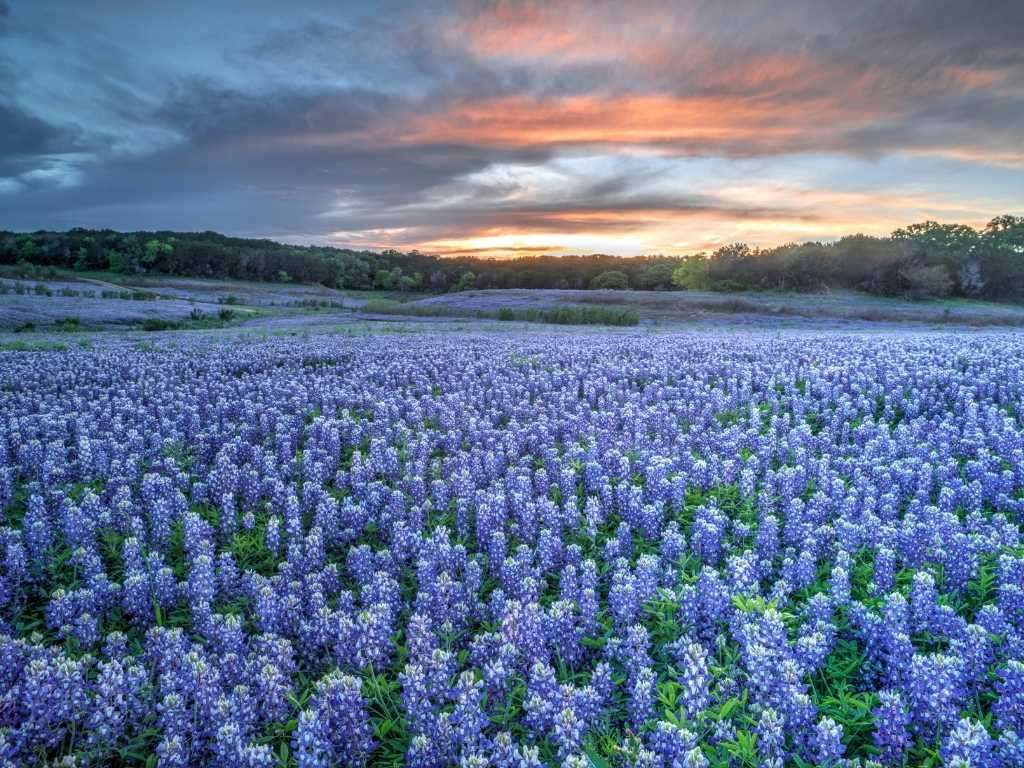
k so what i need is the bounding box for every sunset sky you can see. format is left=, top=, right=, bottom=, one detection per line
left=1, top=0, right=1022, bottom=257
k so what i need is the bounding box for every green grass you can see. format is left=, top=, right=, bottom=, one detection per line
left=0, top=339, right=69, bottom=352
left=497, top=305, right=639, bottom=326
left=361, top=300, right=640, bottom=326
left=361, top=299, right=479, bottom=317
left=139, top=308, right=243, bottom=332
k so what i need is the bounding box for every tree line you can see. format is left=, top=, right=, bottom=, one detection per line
left=670, top=216, right=1024, bottom=300
left=1, top=216, right=1022, bottom=299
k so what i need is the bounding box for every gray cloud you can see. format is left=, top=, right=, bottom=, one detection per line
left=0, top=0, right=1021, bottom=248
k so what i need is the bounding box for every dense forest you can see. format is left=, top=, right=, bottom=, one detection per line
left=2, top=215, right=1023, bottom=300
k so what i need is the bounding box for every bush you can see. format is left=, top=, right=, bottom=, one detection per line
left=709, top=280, right=748, bottom=293
left=672, top=257, right=710, bottom=290
left=141, top=318, right=182, bottom=331
left=360, top=301, right=639, bottom=326
left=590, top=271, right=630, bottom=290
left=499, top=305, right=639, bottom=326
left=899, top=262, right=954, bottom=298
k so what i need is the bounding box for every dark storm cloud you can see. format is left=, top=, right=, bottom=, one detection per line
left=0, top=103, right=74, bottom=158
left=0, top=0, right=1021, bottom=252
left=0, top=73, right=552, bottom=236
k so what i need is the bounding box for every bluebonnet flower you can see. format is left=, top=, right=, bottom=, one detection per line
left=996, top=659, right=1024, bottom=733
left=941, top=718, right=997, bottom=768
left=872, top=689, right=910, bottom=765
left=675, top=640, right=710, bottom=719
left=648, top=721, right=696, bottom=766
left=756, top=707, right=785, bottom=764
left=292, top=671, right=375, bottom=766
left=812, top=717, right=844, bottom=765
left=629, top=667, right=657, bottom=729
left=907, top=652, right=965, bottom=739
left=6, top=326, right=1024, bottom=767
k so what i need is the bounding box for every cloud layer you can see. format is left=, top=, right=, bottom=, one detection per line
left=1, top=0, right=1022, bottom=255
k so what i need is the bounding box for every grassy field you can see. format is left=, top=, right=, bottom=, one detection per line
left=410, top=288, right=1024, bottom=327
left=3, top=271, right=1024, bottom=335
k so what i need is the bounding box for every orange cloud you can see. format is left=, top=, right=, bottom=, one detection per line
left=941, top=65, right=1010, bottom=91
left=451, top=0, right=668, bottom=64
left=323, top=181, right=1004, bottom=259
left=326, top=93, right=878, bottom=154
left=455, top=1, right=595, bottom=61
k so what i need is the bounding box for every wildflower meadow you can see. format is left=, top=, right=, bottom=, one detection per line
left=2, top=331, right=1024, bottom=767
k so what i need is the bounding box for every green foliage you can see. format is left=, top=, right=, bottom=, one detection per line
left=2, top=216, right=1024, bottom=299
left=53, top=316, right=82, bottom=332
left=635, top=261, right=677, bottom=290
left=141, top=318, right=182, bottom=331
left=671, top=255, right=710, bottom=289
left=590, top=270, right=630, bottom=290
left=502, top=305, right=640, bottom=326
left=0, top=339, right=68, bottom=351
left=364, top=301, right=639, bottom=326
left=140, top=310, right=242, bottom=331
left=455, top=270, right=476, bottom=292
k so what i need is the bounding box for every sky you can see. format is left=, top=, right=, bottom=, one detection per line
left=1, top=0, right=1022, bottom=258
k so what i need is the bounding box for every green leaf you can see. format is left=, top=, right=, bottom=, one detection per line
left=718, top=696, right=741, bottom=720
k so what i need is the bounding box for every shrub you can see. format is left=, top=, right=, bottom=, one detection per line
left=141, top=318, right=182, bottom=331
left=899, top=262, right=954, bottom=298
left=590, top=270, right=630, bottom=290
left=53, top=317, right=81, bottom=332
left=497, top=305, right=639, bottom=326
left=672, top=256, right=711, bottom=290
left=709, top=279, right=748, bottom=293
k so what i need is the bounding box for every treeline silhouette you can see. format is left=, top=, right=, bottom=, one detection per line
left=2, top=215, right=1022, bottom=299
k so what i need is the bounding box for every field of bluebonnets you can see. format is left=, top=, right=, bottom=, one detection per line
left=3, top=329, right=1024, bottom=768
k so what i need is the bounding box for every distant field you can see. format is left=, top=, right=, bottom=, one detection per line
left=387, top=288, right=1024, bottom=327
left=3, top=273, right=1024, bottom=332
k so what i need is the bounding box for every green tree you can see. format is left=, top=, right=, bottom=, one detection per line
left=892, top=221, right=980, bottom=255
left=455, top=271, right=476, bottom=292
left=16, top=236, right=39, bottom=263
left=985, top=215, right=1024, bottom=253
left=898, top=261, right=954, bottom=298
left=142, top=239, right=173, bottom=269
left=636, top=261, right=677, bottom=290
left=374, top=268, right=396, bottom=290
left=107, top=248, right=136, bottom=274
left=73, top=236, right=109, bottom=271
left=671, top=255, right=710, bottom=290
left=590, top=270, right=630, bottom=290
